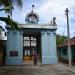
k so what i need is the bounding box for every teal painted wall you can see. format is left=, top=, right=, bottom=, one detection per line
left=71, top=46, right=75, bottom=60
left=61, top=47, right=68, bottom=60
left=58, top=46, right=75, bottom=61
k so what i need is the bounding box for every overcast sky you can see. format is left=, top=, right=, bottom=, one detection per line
left=0, top=0, right=75, bottom=37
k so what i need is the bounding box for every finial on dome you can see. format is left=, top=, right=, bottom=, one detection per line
left=31, top=4, right=35, bottom=13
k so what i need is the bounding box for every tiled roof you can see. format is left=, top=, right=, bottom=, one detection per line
left=58, top=37, right=75, bottom=47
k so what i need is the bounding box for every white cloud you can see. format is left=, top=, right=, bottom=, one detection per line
left=33, top=0, right=75, bottom=37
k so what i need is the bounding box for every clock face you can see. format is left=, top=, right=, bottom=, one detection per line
left=26, top=13, right=39, bottom=24
left=28, top=15, right=37, bottom=24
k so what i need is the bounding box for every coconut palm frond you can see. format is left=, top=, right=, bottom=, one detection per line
left=0, top=0, right=11, bottom=7
left=0, top=0, right=13, bottom=13
left=0, top=0, right=22, bottom=8
left=0, top=0, right=22, bottom=13
left=0, top=0, right=22, bottom=30
left=0, top=17, right=20, bottom=31
left=0, top=6, right=13, bottom=11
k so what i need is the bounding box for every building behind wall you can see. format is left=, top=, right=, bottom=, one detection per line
left=0, top=26, right=7, bottom=65
left=57, top=37, right=75, bottom=64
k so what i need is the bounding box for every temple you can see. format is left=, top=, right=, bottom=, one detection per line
left=5, top=5, right=58, bottom=65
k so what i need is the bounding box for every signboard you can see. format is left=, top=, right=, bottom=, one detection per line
left=10, top=51, right=18, bottom=57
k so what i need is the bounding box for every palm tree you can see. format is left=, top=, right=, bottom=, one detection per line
left=0, top=0, right=22, bottom=30
left=0, top=0, right=22, bottom=7
left=0, top=0, right=22, bottom=13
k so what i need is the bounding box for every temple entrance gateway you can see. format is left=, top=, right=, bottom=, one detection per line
left=23, top=29, right=41, bottom=65
left=5, top=5, right=58, bottom=65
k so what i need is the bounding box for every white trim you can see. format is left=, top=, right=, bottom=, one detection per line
left=18, top=24, right=57, bottom=29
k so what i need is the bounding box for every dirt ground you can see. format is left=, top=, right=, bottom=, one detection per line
left=0, top=64, right=75, bottom=75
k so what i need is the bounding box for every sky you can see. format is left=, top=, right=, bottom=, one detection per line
left=0, top=0, right=75, bottom=37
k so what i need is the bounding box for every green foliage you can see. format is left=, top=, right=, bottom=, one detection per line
left=56, top=34, right=68, bottom=45
left=0, top=6, right=13, bottom=11
left=0, top=0, right=22, bottom=13
left=0, top=0, right=22, bottom=30
left=0, top=17, right=20, bottom=31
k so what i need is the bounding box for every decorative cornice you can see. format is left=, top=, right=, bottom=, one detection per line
left=18, top=24, right=57, bottom=30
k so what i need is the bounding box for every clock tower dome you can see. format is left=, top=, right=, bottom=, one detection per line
left=25, top=5, right=39, bottom=24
